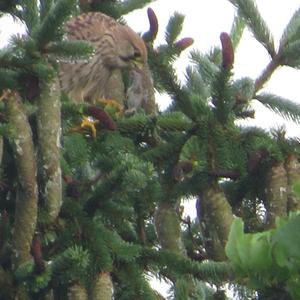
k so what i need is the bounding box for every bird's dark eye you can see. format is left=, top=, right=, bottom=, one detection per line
left=119, top=55, right=131, bottom=62
left=120, top=50, right=141, bottom=62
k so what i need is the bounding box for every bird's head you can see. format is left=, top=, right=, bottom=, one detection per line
left=112, top=25, right=147, bottom=69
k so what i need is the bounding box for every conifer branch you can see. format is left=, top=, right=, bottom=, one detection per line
left=33, top=0, right=76, bottom=48
left=152, top=59, right=198, bottom=121
left=255, top=92, right=300, bottom=123
left=229, top=0, right=275, bottom=57
left=284, top=155, right=300, bottom=213
left=157, top=112, right=193, bottom=132
left=18, top=0, right=39, bottom=31
left=254, top=58, right=280, bottom=92
left=0, top=68, right=19, bottom=91
left=154, top=200, right=200, bottom=295
left=142, top=248, right=234, bottom=282
left=4, top=90, right=38, bottom=266
left=68, top=283, right=88, bottom=300
left=45, top=40, right=94, bottom=60
left=230, top=14, right=246, bottom=50
left=199, top=184, right=234, bottom=261
left=37, top=77, right=62, bottom=222
left=285, top=155, right=300, bottom=212
left=0, top=49, right=30, bottom=70
left=279, top=6, right=300, bottom=48
left=279, top=39, right=300, bottom=68
left=189, top=50, right=219, bottom=85
left=155, top=201, right=185, bottom=256
left=92, top=272, right=114, bottom=300
left=40, top=0, right=54, bottom=20
left=165, top=12, right=185, bottom=45
left=265, top=162, right=288, bottom=229
left=118, top=0, right=154, bottom=16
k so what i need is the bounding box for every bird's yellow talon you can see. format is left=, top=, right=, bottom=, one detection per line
left=98, top=98, right=124, bottom=115
left=80, top=116, right=99, bottom=138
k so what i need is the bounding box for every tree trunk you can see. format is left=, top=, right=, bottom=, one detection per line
left=6, top=92, right=38, bottom=266
left=68, top=282, right=88, bottom=300
left=285, top=155, right=300, bottom=212
left=198, top=183, right=234, bottom=261
left=37, top=78, right=62, bottom=223
left=265, top=162, right=288, bottom=228
left=92, top=272, right=114, bottom=300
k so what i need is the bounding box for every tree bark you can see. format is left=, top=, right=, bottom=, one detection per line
left=68, top=282, right=88, bottom=300
left=6, top=92, right=38, bottom=267
left=0, top=137, right=3, bottom=166
left=155, top=201, right=185, bottom=256
left=265, top=162, right=288, bottom=228
left=285, top=155, right=300, bottom=212
left=92, top=272, right=114, bottom=300
left=5, top=91, right=38, bottom=300
left=155, top=201, right=198, bottom=297
left=198, top=183, right=234, bottom=261
left=37, top=78, right=62, bottom=222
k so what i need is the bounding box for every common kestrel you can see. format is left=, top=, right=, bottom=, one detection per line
left=59, top=12, right=147, bottom=103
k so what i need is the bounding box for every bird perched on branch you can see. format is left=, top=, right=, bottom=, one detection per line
left=59, top=12, right=148, bottom=104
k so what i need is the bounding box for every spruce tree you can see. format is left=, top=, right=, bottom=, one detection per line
left=0, top=0, right=300, bottom=299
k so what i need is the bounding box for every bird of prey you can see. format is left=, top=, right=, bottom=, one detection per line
left=59, top=12, right=148, bottom=104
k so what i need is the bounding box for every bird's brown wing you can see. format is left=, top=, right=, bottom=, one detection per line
left=65, top=12, right=119, bottom=42
left=60, top=12, right=120, bottom=101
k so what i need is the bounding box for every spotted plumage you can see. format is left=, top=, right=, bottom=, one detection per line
left=59, top=12, right=147, bottom=103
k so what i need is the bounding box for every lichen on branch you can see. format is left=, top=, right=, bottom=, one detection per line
left=5, top=91, right=38, bottom=266
left=37, top=77, right=62, bottom=222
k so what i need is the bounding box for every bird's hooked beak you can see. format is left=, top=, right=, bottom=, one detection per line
left=131, top=57, right=145, bottom=69
left=119, top=51, right=145, bottom=69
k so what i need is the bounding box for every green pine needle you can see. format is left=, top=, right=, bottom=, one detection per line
left=33, top=0, right=76, bottom=48
left=118, top=0, right=154, bottom=16
left=165, top=12, right=185, bottom=45
left=280, top=39, right=300, bottom=68
left=18, top=0, right=39, bottom=31
left=0, top=49, right=28, bottom=69
left=40, top=0, right=54, bottom=20
left=157, top=112, right=193, bottom=132
left=185, top=66, right=210, bottom=99
left=142, top=248, right=233, bottom=282
left=230, top=14, right=246, bottom=50
left=64, top=133, right=89, bottom=169
left=46, top=40, right=94, bottom=60
left=0, top=68, right=19, bottom=90
left=255, top=93, right=300, bottom=123
left=189, top=50, right=219, bottom=85
left=279, top=6, right=300, bottom=49
left=229, top=0, right=275, bottom=57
